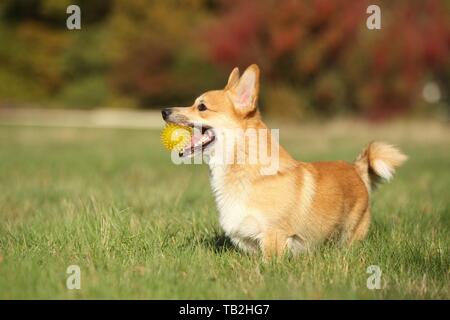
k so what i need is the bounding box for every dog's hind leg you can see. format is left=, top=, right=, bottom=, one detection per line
left=343, top=208, right=371, bottom=245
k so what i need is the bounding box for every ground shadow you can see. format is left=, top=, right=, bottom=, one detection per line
left=200, top=233, right=237, bottom=253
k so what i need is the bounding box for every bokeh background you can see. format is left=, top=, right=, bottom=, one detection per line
left=0, top=0, right=449, bottom=121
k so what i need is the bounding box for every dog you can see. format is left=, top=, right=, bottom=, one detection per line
left=161, top=64, right=407, bottom=259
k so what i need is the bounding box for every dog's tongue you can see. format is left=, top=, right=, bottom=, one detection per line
left=190, top=132, right=202, bottom=145
left=180, top=129, right=214, bottom=157
left=184, top=131, right=202, bottom=152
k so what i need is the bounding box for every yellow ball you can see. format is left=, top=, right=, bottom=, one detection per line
left=160, top=123, right=193, bottom=151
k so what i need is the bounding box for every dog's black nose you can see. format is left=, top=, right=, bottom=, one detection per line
left=161, top=108, right=172, bottom=120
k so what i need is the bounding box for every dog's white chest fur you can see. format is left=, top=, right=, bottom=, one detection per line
left=209, top=164, right=264, bottom=244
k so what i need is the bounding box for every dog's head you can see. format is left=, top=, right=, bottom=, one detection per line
left=161, top=64, right=261, bottom=157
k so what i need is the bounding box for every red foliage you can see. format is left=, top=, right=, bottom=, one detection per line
left=205, top=0, right=450, bottom=119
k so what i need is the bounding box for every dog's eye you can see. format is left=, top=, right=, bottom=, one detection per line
left=198, top=103, right=207, bottom=111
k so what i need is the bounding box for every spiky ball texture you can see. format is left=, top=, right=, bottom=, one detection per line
left=160, top=123, right=193, bottom=151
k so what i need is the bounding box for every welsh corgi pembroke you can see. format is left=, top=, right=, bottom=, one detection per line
left=161, top=64, right=407, bottom=259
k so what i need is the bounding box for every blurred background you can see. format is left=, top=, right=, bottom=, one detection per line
left=0, top=0, right=449, bottom=122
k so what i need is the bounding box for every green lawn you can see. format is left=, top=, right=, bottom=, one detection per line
left=0, top=121, right=448, bottom=299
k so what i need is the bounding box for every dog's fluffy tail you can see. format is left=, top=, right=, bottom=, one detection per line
left=354, top=142, right=407, bottom=192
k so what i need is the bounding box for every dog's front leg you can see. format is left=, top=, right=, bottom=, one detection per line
left=230, top=236, right=259, bottom=254
left=260, top=230, right=288, bottom=260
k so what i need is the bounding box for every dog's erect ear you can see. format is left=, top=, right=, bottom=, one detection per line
left=228, top=64, right=260, bottom=114
left=225, top=67, right=240, bottom=90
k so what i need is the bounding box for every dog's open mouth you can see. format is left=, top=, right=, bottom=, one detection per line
left=177, top=123, right=216, bottom=158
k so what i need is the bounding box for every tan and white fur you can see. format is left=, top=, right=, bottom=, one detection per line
left=162, top=64, right=407, bottom=259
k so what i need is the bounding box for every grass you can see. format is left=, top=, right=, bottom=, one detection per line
left=0, top=120, right=448, bottom=299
